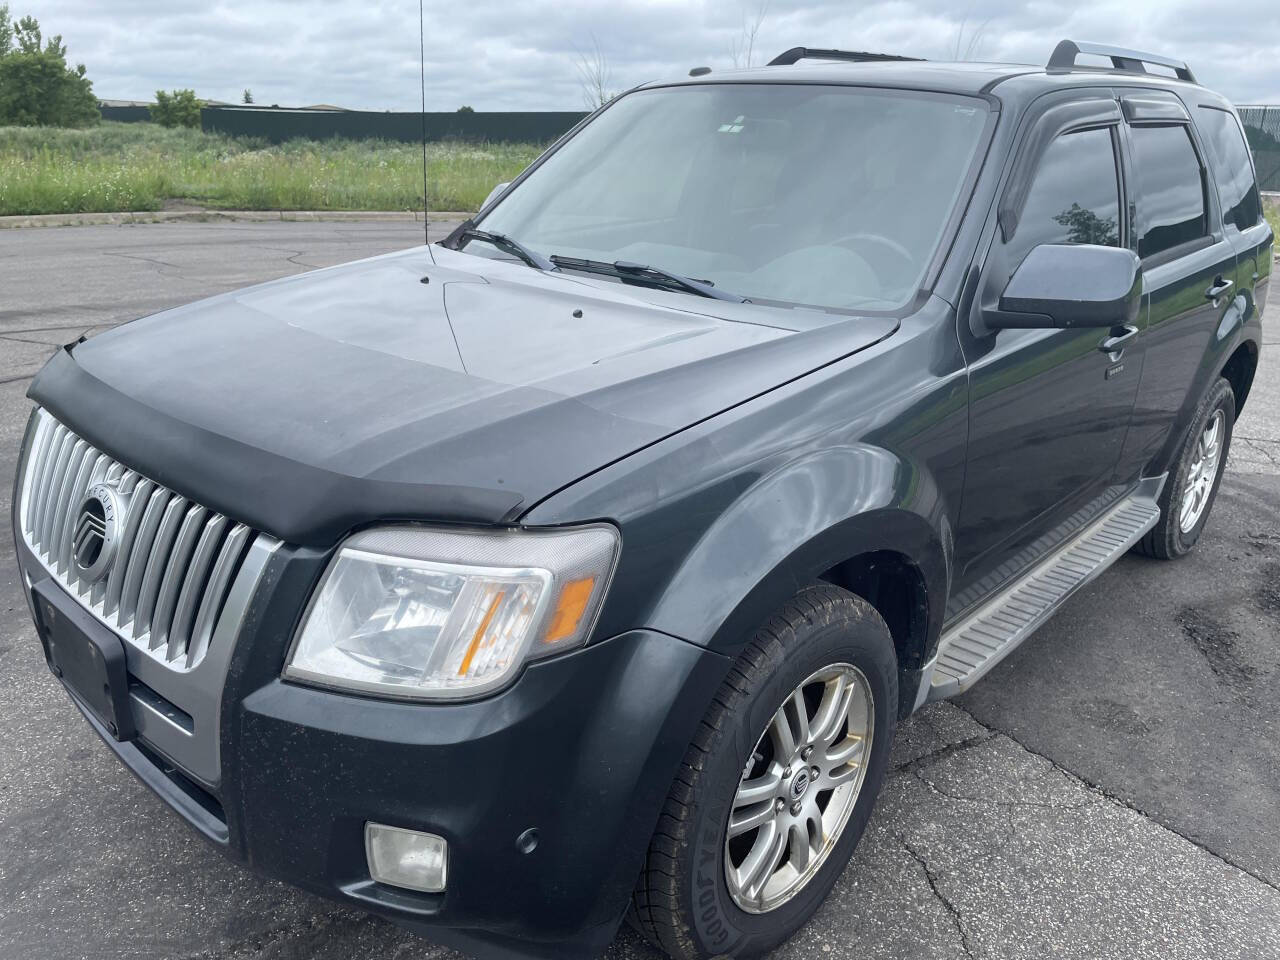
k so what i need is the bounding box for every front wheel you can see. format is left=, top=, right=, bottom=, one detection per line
left=1137, top=376, right=1235, bottom=560
left=629, top=584, right=897, bottom=960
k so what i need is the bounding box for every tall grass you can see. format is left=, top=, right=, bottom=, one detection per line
left=0, top=122, right=543, bottom=215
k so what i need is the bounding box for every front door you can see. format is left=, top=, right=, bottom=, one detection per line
left=952, top=95, right=1142, bottom=614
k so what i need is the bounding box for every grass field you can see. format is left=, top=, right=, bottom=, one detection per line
left=1266, top=195, right=1279, bottom=237
left=0, top=122, right=543, bottom=216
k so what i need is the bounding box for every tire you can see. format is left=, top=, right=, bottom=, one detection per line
left=629, top=584, right=897, bottom=960
left=1136, top=376, right=1235, bottom=560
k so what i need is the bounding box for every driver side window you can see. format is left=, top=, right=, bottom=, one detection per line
left=1008, top=127, right=1123, bottom=270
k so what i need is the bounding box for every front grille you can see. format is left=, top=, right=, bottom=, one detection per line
left=18, top=408, right=257, bottom=671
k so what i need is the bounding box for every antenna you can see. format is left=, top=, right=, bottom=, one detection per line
left=419, top=0, right=430, bottom=249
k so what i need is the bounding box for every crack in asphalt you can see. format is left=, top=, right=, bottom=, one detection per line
left=0, top=322, right=110, bottom=335
left=0, top=332, right=62, bottom=348
left=910, top=765, right=1102, bottom=812
left=949, top=702, right=1280, bottom=895
left=899, top=835, right=979, bottom=960
left=892, top=731, right=997, bottom=775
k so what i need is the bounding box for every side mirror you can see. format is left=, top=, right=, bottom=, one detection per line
left=481, top=181, right=510, bottom=211
left=985, top=244, right=1142, bottom=330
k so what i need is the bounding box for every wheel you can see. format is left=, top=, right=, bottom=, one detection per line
left=1136, top=376, right=1235, bottom=560
left=629, top=584, right=897, bottom=960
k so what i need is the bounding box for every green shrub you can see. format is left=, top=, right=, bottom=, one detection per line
left=0, top=6, right=98, bottom=127
left=151, top=89, right=202, bottom=128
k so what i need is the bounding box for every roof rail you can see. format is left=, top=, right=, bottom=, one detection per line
left=767, top=47, right=924, bottom=67
left=1047, top=39, right=1196, bottom=84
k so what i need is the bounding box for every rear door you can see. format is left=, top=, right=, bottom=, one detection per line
left=1194, top=104, right=1273, bottom=325
left=1115, top=91, right=1242, bottom=474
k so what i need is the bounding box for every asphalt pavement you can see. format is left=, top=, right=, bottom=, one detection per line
left=1, top=221, right=1278, bottom=960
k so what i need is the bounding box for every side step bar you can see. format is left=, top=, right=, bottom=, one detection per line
left=924, top=476, right=1165, bottom=703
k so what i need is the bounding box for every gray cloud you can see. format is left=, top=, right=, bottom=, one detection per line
left=19, top=0, right=1280, bottom=109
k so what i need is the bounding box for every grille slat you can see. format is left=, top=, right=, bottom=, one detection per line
left=44, top=437, right=86, bottom=555
left=168, top=514, right=229, bottom=664
left=17, top=409, right=259, bottom=671
left=150, top=504, right=208, bottom=655
left=119, top=488, right=168, bottom=631
left=103, top=477, right=154, bottom=618
left=134, top=495, right=188, bottom=642
left=187, top=524, right=251, bottom=669
left=26, top=419, right=59, bottom=535
left=31, top=424, right=68, bottom=541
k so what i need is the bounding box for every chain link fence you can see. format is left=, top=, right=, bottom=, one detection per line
left=1239, top=105, right=1280, bottom=192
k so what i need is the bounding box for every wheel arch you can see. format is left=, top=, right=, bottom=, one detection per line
left=818, top=549, right=932, bottom=714
left=1220, top=339, right=1259, bottom=416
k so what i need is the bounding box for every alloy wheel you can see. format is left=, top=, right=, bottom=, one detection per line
left=724, top=663, right=874, bottom=914
left=1179, top=409, right=1225, bottom=534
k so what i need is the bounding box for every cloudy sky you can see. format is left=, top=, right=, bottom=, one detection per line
left=17, top=0, right=1280, bottom=110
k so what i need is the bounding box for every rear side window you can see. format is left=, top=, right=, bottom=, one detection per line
left=1129, top=125, right=1208, bottom=259
left=1008, top=127, right=1121, bottom=269
left=1197, top=107, right=1263, bottom=231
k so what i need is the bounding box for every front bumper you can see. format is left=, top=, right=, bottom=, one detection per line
left=14, top=532, right=730, bottom=959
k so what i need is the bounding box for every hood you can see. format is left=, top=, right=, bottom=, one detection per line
left=30, top=245, right=897, bottom=546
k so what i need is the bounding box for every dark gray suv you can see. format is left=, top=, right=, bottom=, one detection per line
left=11, top=39, right=1270, bottom=960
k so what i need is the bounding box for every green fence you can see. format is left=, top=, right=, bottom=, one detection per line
left=199, top=107, right=586, bottom=144
left=1239, top=105, right=1280, bottom=192
left=99, top=105, right=153, bottom=123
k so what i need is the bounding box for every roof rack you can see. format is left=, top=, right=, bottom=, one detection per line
left=1047, top=39, right=1196, bottom=84
left=767, top=47, right=924, bottom=67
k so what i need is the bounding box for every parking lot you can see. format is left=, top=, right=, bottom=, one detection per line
left=1, top=220, right=1278, bottom=960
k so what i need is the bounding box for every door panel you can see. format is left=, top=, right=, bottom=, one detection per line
left=1118, top=112, right=1240, bottom=474
left=954, top=110, right=1140, bottom=601
left=1197, top=105, right=1273, bottom=324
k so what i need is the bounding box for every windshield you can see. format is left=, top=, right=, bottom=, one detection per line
left=477, top=83, right=990, bottom=312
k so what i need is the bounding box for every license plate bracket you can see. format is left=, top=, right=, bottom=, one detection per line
left=31, top=579, right=136, bottom=741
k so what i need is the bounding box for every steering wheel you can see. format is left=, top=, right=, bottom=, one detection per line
left=832, top=233, right=916, bottom=278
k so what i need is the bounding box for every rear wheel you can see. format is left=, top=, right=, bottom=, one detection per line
left=629, top=584, right=897, bottom=960
left=1137, top=377, right=1235, bottom=560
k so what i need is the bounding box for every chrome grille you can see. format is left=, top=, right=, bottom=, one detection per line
left=18, top=408, right=256, bottom=671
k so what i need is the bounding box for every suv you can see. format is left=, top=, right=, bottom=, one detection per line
left=11, top=40, right=1270, bottom=960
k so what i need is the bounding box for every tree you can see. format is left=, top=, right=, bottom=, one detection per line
left=1053, top=203, right=1119, bottom=247
left=730, top=1, right=769, bottom=69
left=151, top=88, right=202, bottom=128
left=949, top=16, right=991, bottom=61
left=456, top=105, right=474, bottom=113
left=0, top=5, right=98, bottom=127
left=242, top=88, right=254, bottom=104
left=575, top=35, right=614, bottom=110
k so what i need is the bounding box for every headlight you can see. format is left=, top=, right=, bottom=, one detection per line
left=284, top=524, right=619, bottom=701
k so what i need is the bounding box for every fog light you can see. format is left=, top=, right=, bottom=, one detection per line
left=365, top=823, right=448, bottom=893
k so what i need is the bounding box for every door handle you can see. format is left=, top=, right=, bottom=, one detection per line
left=1205, top=277, right=1234, bottom=300
left=1098, top=324, right=1139, bottom=356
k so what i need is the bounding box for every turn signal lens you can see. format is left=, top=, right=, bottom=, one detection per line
left=544, top=576, right=597, bottom=644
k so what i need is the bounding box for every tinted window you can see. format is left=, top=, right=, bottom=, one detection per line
left=1130, top=125, right=1208, bottom=258
left=1197, top=107, right=1263, bottom=230
left=1010, top=127, right=1121, bottom=269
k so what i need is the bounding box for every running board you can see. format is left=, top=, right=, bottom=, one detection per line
left=925, top=476, right=1165, bottom=703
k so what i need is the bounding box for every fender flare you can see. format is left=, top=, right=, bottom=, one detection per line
left=642, top=444, right=952, bottom=664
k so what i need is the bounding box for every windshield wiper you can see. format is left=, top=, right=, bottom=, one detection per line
left=550, top=256, right=746, bottom=302
left=452, top=224, right=557, bottom=272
